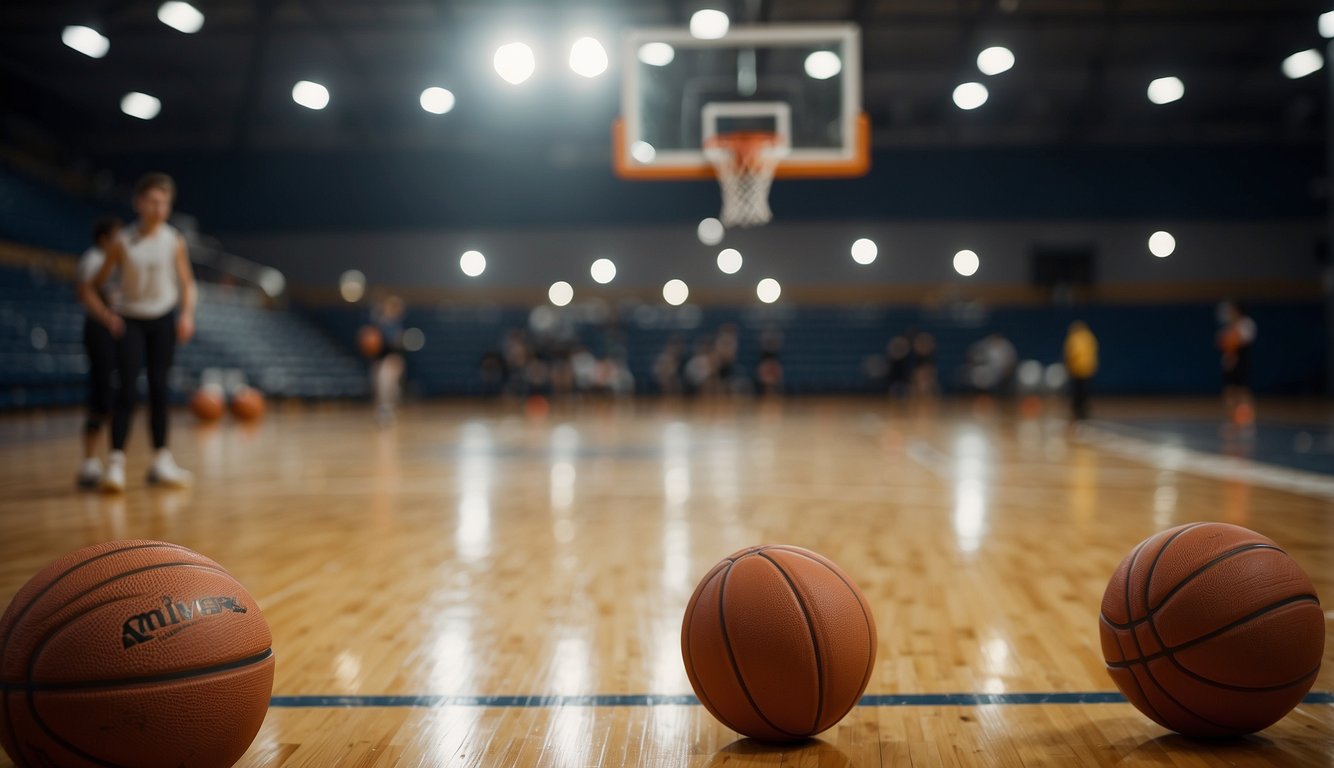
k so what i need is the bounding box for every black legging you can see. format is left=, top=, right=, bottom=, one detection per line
left=83, top=316, right=116, bottom=433
left=112, top=312, right=177, bottom=451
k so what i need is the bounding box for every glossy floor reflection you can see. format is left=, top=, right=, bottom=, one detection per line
left=0, top=398, right=1331, bottom=766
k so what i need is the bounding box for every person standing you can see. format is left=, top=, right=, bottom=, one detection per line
left=80, top=172, right=197, bottom=491
left=1218, top=301, right=1257, bottom=426
left=1064, top=321, right=1098, bottom=421
left=73, top=216, right=123, bottom=487
left=370, top=296, right=407, bottom=425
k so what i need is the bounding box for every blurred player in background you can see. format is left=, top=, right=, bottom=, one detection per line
left=1064, top=321, right=1099, bottom=421
left=370, top=296, right=407, bottom=426
left=73, top=216, right=123, bottom=487
left=80, top=172, right=197, bottom=491
left=1218, top=300, right=1257, bottom=426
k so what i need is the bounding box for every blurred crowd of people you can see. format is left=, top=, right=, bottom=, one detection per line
left=480, top=328, right=636, bottom=399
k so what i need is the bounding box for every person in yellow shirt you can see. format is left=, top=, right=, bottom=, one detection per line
left=1064, top=321, right=1098, bottom=421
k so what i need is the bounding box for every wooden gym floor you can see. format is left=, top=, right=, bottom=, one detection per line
left=0, top=397, right=1331, bottom=767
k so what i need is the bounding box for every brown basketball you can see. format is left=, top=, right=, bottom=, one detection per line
left=1100, top=523, right=1324, bottom=738
left=358, top=325, right=383, bottom=359
left=189, top=386, right=224, bottom=422
left=681, top=545, right=876, bottom=742
left=0, top=540, right=274, bottom=767
left=230, top=387, right=266, bottom=422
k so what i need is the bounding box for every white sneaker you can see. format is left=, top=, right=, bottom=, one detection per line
left=101, top=452, right=126, bottom=494
left=76, top=457, right=103, bottom=489
left=147, top=450, right=193, bottom=488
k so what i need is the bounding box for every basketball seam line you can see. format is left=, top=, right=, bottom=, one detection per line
left=1121, top=531, right=1173, bottom=728
left=757, top=552, right=824, bottom=734
left=1105, top=594, right=1321, bottom=671
left=681, top=562, right=727, bottom=726
left=1140, top=526, right=1237, bottom=732
left=1100, top=543, right=1285, bottom=630
left=0, top=542, right=191, bottom=675
left=717, top=555, right=802, bottom=740
left=2, top=649, right=273, bottom=693
left=764, top=547, right=877, bottom=723
left=1168, top=658, right=1322, bottom=695
left=0, top=542, right=191, bottom=765
left=24, top=562, right=235, bottom=685
left=784, top=549, right=880, bottom=704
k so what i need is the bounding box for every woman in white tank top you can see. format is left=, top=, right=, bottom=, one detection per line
left=80, top=172, right=198, bottom=492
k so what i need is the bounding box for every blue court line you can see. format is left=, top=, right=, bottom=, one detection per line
left=269, top=692, right=1334, bottom=709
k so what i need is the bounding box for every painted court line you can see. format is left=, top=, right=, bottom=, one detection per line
left=268, top=692, right=1334, bottom=709
left=1077, top=423, right=1334, bottom=501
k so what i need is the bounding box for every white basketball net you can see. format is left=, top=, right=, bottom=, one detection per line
left=706, top=133, right=786, bottom=229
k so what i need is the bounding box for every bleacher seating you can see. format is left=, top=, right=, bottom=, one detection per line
left=0, top=265, right=368, bottom=410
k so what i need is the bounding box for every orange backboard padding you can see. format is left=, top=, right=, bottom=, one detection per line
left=612, top=114, right=870, bottom=181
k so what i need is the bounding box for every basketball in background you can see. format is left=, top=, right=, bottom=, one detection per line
left=0, top=540, right=274, bottom=767
left=358, top=325, right=383, bottom=359
left=1100, top=523, right=1323, bottom=737
left=189, top=385, right=225, bottom=423
left=682, top=545, right=877, bottom=741
left=231, top=386, right=266, bottom=422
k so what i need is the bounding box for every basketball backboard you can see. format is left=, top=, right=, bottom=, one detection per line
left=614, top=24, right=868, bottom=180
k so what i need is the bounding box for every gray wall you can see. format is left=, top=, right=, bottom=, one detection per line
left=223, top=217, right=1323, bottom=296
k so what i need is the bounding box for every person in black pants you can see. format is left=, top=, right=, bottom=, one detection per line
left=74, top=216, right=123, bottom=487
left=80, top=173, right=198, bottom=491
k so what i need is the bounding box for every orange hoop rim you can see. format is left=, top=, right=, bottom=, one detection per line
left=704, top=131, right=787, bottom=167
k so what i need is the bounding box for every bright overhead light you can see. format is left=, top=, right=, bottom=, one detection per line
left=495, top=42, right=536, bottom=85
left=570, top=37, right=608, bottom=78
left=690, top=9, right=729, bottom=40
left=339, top=270, right=366, bottom=303
left=851, top=238, right=878, bottom=265
left=663, top=279, right=689, bottom=306
left=953, top=249, right=980, bottom=277
left=549, top=280, right=574, bottom=307
left=638, top=42, right=675, bottom=66
left=697, top=217, right=725, bottom=246
left=420, top=87, right=455, bottom=114
left=590, top=258, right=617, bottom=284
left=157, top=2, right=204, bottom=33
left=630, top=141, right=656, bottom=164
left=120, top=92, right=161, bottom=120
left=804, top=51, right=842, bottom=80
left=977, top=46, right=1015, bottom=76
left=460, top=250, right=486, bottom=277
left=1148, top=231, right=1176, bottom=258
left=1320, top=11, right=1334, bottom=38
left=1281, top=49, right=1324, bottom=80
left=717, top=248, right=742, bottom=274
left=1147, top=76, right=1184, bottom=105
left=756, top=278, right=781, bottom=304
left=953, top=82, right=988, bottom=110
left=257, top=268, right=285, bottom=298
left=292, top=80, right=330, bottom=110
left=62, top=26, right=109, bottom=58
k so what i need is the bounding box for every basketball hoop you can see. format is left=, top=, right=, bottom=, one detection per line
left=705, top=131, right=788, bottom=229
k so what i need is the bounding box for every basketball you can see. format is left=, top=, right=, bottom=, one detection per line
left=231, top=386, right=266, bottom=422
left=681, top=545, right=876, bottom=742
left=1099, top=523, right=1324, bottom=737
left=189, top=385, right=224, bottom=422
left=0, top=540, right=274, bottom=767
left=358, top=325, right=383, bottom=359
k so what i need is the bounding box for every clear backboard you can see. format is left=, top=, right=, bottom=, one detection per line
left=614, top=24, right=868, bottom=181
